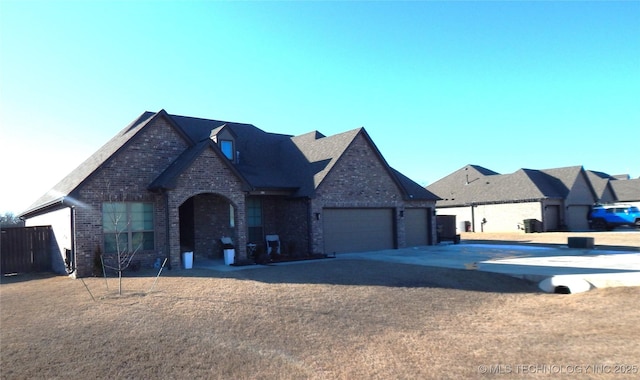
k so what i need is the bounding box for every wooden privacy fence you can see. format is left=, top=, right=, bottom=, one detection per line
left=1, top=226, right=52, bottom=275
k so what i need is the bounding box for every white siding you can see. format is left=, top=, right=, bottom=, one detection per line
left=25, top=208, right=71, bottom=274
left=474, top=202, right=541, bottom=232
left=437, top=202, right=542, bottom=233
left=436, top=207, right=473, bottom=233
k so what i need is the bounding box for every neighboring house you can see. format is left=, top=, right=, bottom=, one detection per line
left=426, top=164, right=599, bottom=232
left=19, top=110, right=439, bottom=277
left=586, top=170, right=617, bottom=204
left=610, top=177, right=640, bottom=209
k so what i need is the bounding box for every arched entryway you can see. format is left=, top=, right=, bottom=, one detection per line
left=178, top=193, right=236, bottom=261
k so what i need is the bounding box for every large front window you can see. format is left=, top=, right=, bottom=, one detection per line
left=103, top=202, right=154, bottom=254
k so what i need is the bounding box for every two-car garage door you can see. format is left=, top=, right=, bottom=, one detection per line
left=323, top=208, right=394, bottom=254
left=323, top=208, right=431, bottom=254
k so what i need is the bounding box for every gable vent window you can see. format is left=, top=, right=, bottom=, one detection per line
left=220, top=140, right=234, bottom=160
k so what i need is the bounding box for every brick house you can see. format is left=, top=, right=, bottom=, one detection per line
left=20, top=110, right=438, bottom=277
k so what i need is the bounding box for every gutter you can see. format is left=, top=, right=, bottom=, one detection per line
left=18, top=197, right=68, bottom=219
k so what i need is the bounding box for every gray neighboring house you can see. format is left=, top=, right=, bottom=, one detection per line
left=586, top=170, right=617, bottom=204
left=19, top=110, right=439, bottom=277
left=427, top=164, right=600, bottom=232
left=609, top=176, right=640, bottom=209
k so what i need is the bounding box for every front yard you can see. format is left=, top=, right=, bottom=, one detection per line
left=1, top=258, right=638, bottom=379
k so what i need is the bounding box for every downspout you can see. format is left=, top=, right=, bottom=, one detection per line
left=471, top=204, right=476, bottom=232
left=69, top=205, right=77, bottom=275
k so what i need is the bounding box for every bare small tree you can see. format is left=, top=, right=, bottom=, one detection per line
left=101, top=202, right=143, bottom=295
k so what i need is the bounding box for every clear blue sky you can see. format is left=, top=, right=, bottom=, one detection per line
left=1, top=0, right=639, bottom=215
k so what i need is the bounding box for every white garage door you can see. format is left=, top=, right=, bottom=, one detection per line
left=323, top=208, right=394, bottom=254
left=405, top=208, right=430, bottom=246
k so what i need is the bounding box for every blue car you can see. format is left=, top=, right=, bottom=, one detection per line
left=588, top=205, right=640, bottom=231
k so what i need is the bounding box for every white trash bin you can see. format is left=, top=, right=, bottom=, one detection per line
left=224, top=249, right=235, bottom=265
left=182, top=251, right=193, bottom=269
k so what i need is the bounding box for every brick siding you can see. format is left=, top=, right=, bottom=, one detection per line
left=310, top=134, right=436, bottom=254
left=73, top=117, right=189, bottom=277
left=64, top=116, right=435, bottom=276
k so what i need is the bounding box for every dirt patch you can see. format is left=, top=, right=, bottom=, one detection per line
left=2, top=258, right=639, bottom=379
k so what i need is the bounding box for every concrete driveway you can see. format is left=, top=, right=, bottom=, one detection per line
left=336, top=242, right=640, bottom=293
left=193, top=239, right=640, bottom=293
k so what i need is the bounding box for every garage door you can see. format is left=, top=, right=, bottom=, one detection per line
left=545, top=205, right=560, bottom=231
left=566, top=205, right=591, bottom=231
left=323, top=208, right=394, bottom=254
left=405, top=208, right=430, bottom=246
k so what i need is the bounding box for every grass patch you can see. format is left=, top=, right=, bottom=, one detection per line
left=2, top=260, right=639, bottom=379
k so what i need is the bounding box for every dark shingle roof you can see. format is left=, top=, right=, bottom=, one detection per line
left=392, top=169, right=440, bottom=200
left=21, top=111, right=162, bottom=216
left=586, top=170, right=613, bottom=200
left=21, top=110, right=435, bottom=216
left=427, top=164, right=582, bottom=207
left=289, top=128, right=361, bottom=197
left=610, top=178, right=640, bottom=202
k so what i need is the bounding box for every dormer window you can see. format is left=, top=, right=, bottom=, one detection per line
left=220, top=140, right=234, bottom=160
left=210, top=124, right=237, bottom=163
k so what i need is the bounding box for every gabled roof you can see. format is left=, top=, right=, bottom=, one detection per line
left=289, top=128, right=362, bottom=197
left=169, top=117, right=436, bottom=200
left=21, top=110, right=434, bottom=217
left=610, top=178, right=640, bottom=202
left=20, top=110, right=188, bottom=217
left=540, top=166, right=594, bottom=198
left=392, top=169, right=440, bottom=200
left=148, top=140, right=251, bottom=192
left=586, top=170, right=614, bottom=200
left=286, top=127, right=438, bottom=200
left=170, top=115, right=300, bottom=190
left=427, top=164, right=582, bottom=207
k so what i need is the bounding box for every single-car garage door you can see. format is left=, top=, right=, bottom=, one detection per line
left=323, top=208, right=394, bottom=254
left=405, top=208, right=430, bottom=246
left=567, top=205, right=591, bottom=231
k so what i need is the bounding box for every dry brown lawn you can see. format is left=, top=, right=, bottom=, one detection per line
left=2, top=232, right=640, bottom=379
left=461, top=230, right=640, bottom=250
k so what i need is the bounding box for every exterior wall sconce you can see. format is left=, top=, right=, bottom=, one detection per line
left=399, top=210, right=404, bottom=218
left=315, top=212, right=321, bottom=221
